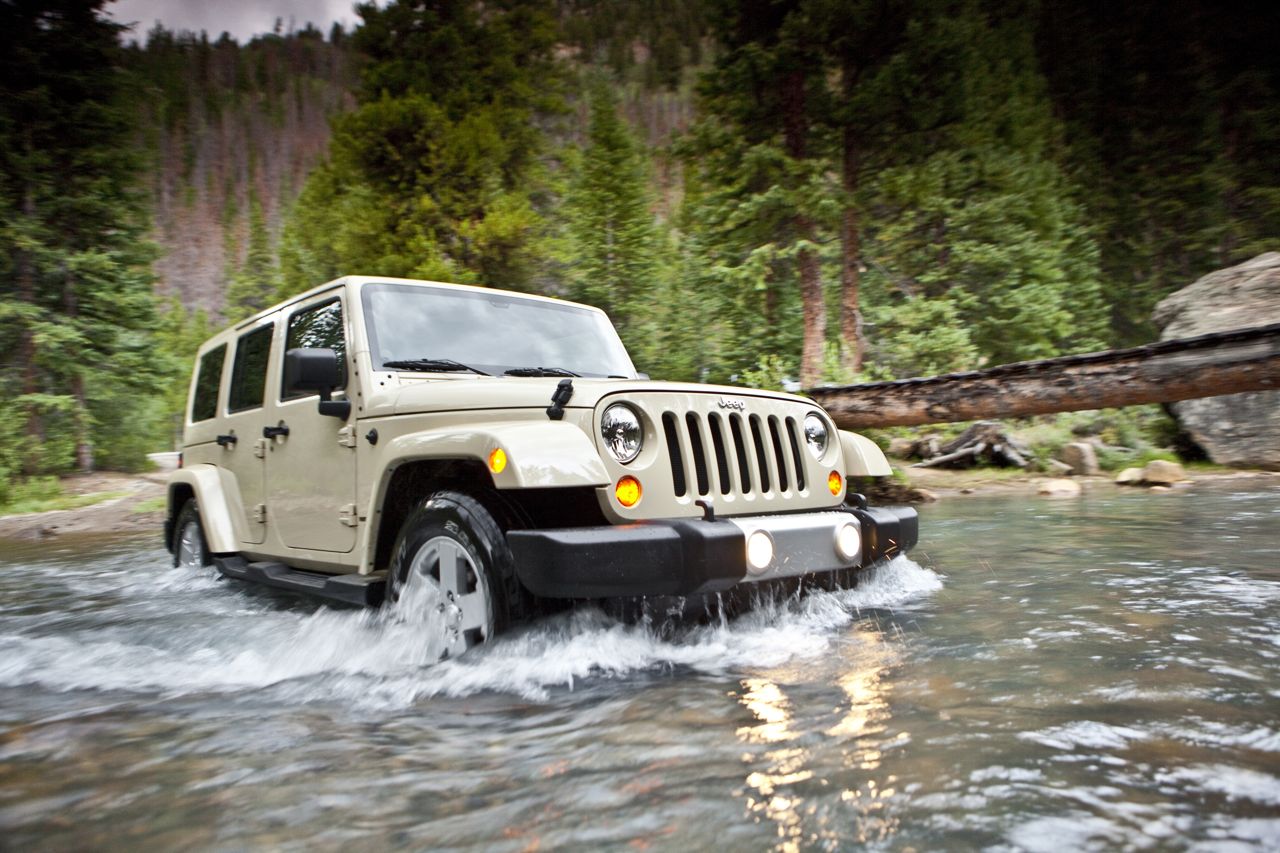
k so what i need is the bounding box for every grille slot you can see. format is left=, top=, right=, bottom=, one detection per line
left=729, top=414, right=751, bottom=492
left=663, top=412, right=687, bottom=497
left=785, top=417, right=806, bottom=491
left=708, top=414, right=732, bottom=494
left=749, top=415, right=771, bottom=493
left=685, top=413, right=711, bottom=496
left=768, top=415, right=790, bottom=493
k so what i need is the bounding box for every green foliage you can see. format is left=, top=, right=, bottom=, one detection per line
left=0, top=476, right=128, bottom=517
left=866, top=296, right=978, bottom=378
left=0, top=0, right=163, bottom=477
left=563, top=80, right=662, bottom=355
left=282, top=0, right=562, bottom=294
left=225, top=193, right=281, bottom=320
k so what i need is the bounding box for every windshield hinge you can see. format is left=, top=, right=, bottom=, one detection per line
left=546, top=378, right=574, bottom=421
left=253, top=438, right=269, bottom=459
left=252, top=504, right=267, bottom=524
left=338, top=504, right=359, bottom=527
left=338, top=425, right=358, bottom=448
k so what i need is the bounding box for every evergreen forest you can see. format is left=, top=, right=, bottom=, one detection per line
left=1, top=0, right=1277, bottom=490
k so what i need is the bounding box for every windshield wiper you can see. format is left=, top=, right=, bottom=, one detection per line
left=503, top=366, right=581, bottom=377
left=381, top=358, right=492, bottom=376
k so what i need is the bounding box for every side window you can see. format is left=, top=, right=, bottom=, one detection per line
left=228, top=324, right=274, bottom=413
left=191, top=344, right=226, bottom=423
left=283, top=298, right=347, bottom=400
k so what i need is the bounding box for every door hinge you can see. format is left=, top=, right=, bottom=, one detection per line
left=253, top=437, right=269, bottom=458
left=252, top=504, right=267, bottom=523
left=338, top=425, right=358, bottom=448
left=338, top=504, right=359, bottom=527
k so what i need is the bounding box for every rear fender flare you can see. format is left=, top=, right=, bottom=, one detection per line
left=167, top=465, right=240, bottom=554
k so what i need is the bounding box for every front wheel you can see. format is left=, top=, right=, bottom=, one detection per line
left=172, top=499, right=211, bottom=569
left=387, top=491, right=527, bottom=660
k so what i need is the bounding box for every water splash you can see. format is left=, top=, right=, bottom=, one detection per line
left=0, top=556, right=941, bottom=705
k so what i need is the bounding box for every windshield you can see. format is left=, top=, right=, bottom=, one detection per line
left=361, top=283, right=636, bottom=378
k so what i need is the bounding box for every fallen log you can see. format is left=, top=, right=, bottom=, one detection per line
left=810, top=322, right=1280, bottom=429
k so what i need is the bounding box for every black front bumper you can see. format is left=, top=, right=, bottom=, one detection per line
left=508, top=505, right=918, bottom=599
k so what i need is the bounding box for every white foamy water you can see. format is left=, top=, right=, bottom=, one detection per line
left=0, top=555, right=941, bottom=705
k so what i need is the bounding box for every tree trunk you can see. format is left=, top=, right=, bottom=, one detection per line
left=839, top=59, right=865, bottom=373
left=780, top=67, right=825, bottom=387
left=17, top=186, right=43, bottom=474
left=64, top=268, right=94, bottom=473
left=809, top=323, right=1280, bottom=428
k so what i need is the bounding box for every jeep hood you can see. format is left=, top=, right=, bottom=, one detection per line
left=388, top=377, right=814, bottom=416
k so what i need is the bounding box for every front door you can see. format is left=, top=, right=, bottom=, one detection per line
left=221, top=320, right=275, bottom=545
left=265, top=293, right=357, bottom=554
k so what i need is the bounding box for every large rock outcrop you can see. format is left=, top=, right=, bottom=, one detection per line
left=1153, top=253, right=1280, bottom=470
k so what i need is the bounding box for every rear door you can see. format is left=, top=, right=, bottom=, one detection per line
left=264, top=293, right=357, bottom=553
left=221, top=320, right=275, bottom=545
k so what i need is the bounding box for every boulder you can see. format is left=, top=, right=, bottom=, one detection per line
left=1056, top=442, right=1101, bottom=476
left=1037, top=478, right=1082, bottom=496
left=1142, top=459, right=1187, bottom=485
left=1045, top=459, right=1074, bottom=476
left=1115, top=467, right=1144, bottom=485
left=1153, top=253, right=1280, bottom=470
left=887, top=437, right=917, bottom=458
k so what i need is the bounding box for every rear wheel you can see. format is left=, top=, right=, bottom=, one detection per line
left=173, top=500, right=211, bottom=569
left=387, top=491, right=527, bottom=659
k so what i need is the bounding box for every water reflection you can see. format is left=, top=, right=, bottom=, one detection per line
left=737, top=622, right=901, bottom=850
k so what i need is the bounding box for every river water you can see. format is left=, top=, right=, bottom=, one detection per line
left=1, top=481, right=1277, bottom=851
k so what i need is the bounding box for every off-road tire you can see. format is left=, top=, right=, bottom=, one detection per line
left=172, top=499, right=212, bottom=569
left=388, top=491, right=530, bottom=649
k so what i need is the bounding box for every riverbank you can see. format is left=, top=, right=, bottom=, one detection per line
left=1, top=466, right=1276, bottom=543
left=0, top=473, right=166, bottom=541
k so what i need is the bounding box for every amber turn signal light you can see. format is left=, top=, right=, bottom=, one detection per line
left=488, top=448, right=507, bottom=474
left=615, top=476, right=642, bottom=507
left=827, top=471, right=843, bottom=496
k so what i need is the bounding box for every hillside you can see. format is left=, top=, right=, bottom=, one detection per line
left=127, top=26, right=354, bottom=317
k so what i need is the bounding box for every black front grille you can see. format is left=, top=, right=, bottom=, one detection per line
left=665, top=410, right=808, bottom=499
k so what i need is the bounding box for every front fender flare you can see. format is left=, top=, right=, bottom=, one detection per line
left=167, top=465, right=240, bottom=554
left=379, top=421, right=611, bottom=490
left=839, top=430, right=893, bottom=477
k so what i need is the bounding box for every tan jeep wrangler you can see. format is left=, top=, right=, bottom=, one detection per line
left=166, top=276, right=917, bottom=657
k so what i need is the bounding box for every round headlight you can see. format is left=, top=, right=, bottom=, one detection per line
left=601, top=403, right=643, bottom=464
left=804, top=413, right=829, bottom=460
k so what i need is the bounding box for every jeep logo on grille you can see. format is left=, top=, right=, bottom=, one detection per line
left=717, top=397, right=746, bottom=411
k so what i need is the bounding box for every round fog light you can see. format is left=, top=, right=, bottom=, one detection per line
left=835, top=522, right=862, bottom=562
left=746, top=530, right=774, bottom=574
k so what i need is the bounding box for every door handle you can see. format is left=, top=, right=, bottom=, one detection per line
left=263, top=421, right=290, bottom=439
left=216, top=433, right=237, bottom=448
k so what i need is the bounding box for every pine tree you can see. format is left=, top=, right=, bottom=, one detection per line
left=564, top=81, right=660, bottom=346
left=861, top=6, right=1106, bottom=370
left=0, top=0, right=161, bottom=475
left=281, top=0, right=562, bottom=292
left=684, top=0, right=833, bottom=386
left=225, top=192, right=281, bottom=319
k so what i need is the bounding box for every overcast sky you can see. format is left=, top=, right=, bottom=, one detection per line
left=108, top=0, right=363, bottom=43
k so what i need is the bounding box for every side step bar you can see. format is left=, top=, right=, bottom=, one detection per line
left=213, top=556, right=386, bottom=607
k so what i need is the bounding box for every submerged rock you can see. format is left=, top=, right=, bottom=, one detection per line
left=1153, top=253, right=1280, bottom=470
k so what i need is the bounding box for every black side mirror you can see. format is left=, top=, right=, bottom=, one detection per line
left=284, top=348, right=350, bottom=420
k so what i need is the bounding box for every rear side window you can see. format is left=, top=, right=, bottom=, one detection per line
left=228, top=324, right=274, bottom=413
left=283, top=298, right=346, bottom=400
left=191, top=344, right=226, bottom=423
